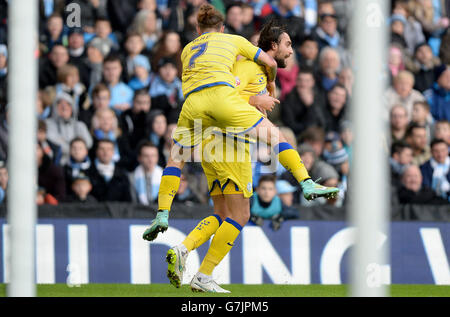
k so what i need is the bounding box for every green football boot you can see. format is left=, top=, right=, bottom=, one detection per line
left=166, top=245, right=188, bottom=288
left=301, top=178, right=339, bottom=201
left=142, top=210, right=169, bottom=241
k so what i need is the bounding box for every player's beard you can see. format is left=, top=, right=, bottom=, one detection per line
left=275, top=55, right=288, bottom=68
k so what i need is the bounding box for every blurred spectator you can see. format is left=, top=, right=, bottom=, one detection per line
left=250, top=174, right=284, bottom=228
left=296, top=35, right=320, bottom=76
left=300, top=125, right=326, bottom=158
left=67, top=27, right=92, bottom=89
left=319, top=0, right=351, bottom=36
left=39, top=44, right=69, bottom=89
left=149, top=58, right=183, bottom=120
left=409, top=0, right=449, bottom=49
left=148, top=110, right=168, bottom=148
left=390, top=140, right=414, bottom=188
left=151, top=31, right=183, bottom=76
left=388, top=44, right=407, bottom=82
left=322, top=83, right=348, bottom=133
left=39, top=13, right=68, bottom=54
left=407, top=42, right=441, bottom=92
left=391, top=3, right=426, bottom=56
left=37, top=143, right=66, bottom=202
left=52, top=64, right=89, bottom=117
left=86, top=37, right=110, bottom=90
left=317, top=46, right=340, bottom=93
left=38, top=0, right=66, bottom=33
left=45, top=93, right=93, bottom=165
left=385, top=70, right=426, bottom=119
left=79, top=83, right=111, bottom=129
left=433, top=120, right=450, bottom=146
left=276, top=179, right=300, bottom=223
left=90, top=17, right=120, bottom=52
left=66, top=173, right=97, bottom=203
left=424, top=64, right=450, bottom=121
left=390, top=13, right=409, bottom=49
left=405, top=123, right=431, bottom=166
left=102, top=54, right=134, bottom=114
left=90, top=107, right=134, bottom=170
left=281, top=68, right=326, bottom=136
left=312, top=11, right=349, bottom=66
left=241, top=3, right=256, bottom=40
left=120, top=89, right=154, bottom=149
left=322, top=131, right=349, bottom=182
left=88, top=139, right=132, bottom=202
left=420, top=138, right=450, bottom=201
left=129, top=141, right=163, bottom=205
left=123, top=32, right=148, bottom=79
left=397, top=164, right=447, bottom=204
left=129, top=9, right=161, bottom=51
left=411, top=101, right=433, bottom=139
left=261, top=0, right=305, bottom=47
left=0, top=160, right=7, bottom=204
left=37, top=119, right=62, bottom=166
left=390, top=104, right=410, bottom=144
left=64, top=137, right=92, bottom=195
left=127, top=54, right=153, bottom=91
left=337, top=67, right=354, bottom=98
left=225, top=3, right=253, bottom=39
left=276, top=178, right=299, bottom=210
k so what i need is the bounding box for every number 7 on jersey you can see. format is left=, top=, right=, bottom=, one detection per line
left=189, top=43, right=208, bottom=68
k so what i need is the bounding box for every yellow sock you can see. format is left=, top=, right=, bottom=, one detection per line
left=158, top=167, right=181, bottom=211
left=199, top=217, right=242, bottom=276
left=275, top=142, right=310, bottom=183
left=182, top=215, right=222, bottom=252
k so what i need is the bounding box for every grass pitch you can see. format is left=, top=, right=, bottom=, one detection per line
left=0, top=284, right=449, bottom=297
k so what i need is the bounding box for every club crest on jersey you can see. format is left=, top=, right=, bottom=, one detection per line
left=235, top=77, right=241, bottom=86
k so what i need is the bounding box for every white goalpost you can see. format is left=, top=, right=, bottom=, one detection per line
left=349, top=0, right=390, bottom=297
left=6, top=0, right=38, bottom=297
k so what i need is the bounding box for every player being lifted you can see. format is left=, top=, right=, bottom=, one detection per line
left=142, top=4, right=339, bottom=288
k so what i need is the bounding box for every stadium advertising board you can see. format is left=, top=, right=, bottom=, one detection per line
left=0, top=219, right=448, bottom=285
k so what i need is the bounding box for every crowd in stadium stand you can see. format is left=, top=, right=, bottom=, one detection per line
left=0, top=0, right=448, bottom=215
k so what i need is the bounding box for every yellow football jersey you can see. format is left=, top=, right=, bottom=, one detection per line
left=181, top=32, right=261, bottom=99
left=232, top=58, right=268, bottom=102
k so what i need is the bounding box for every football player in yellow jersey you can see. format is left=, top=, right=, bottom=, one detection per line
left=143, top=5, right=339, bottom=291
left=162, top=21, right=338, bottom=293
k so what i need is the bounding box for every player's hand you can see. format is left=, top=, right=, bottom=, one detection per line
left=251, top=94, right=280, bottom=113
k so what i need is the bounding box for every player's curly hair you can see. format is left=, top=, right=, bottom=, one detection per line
left=197, top=3, right=224, bottom=30
left=257, top=19, right=287, bottom=52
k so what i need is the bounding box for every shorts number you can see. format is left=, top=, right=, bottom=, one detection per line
left=189, top=43, right=208, bottom=68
